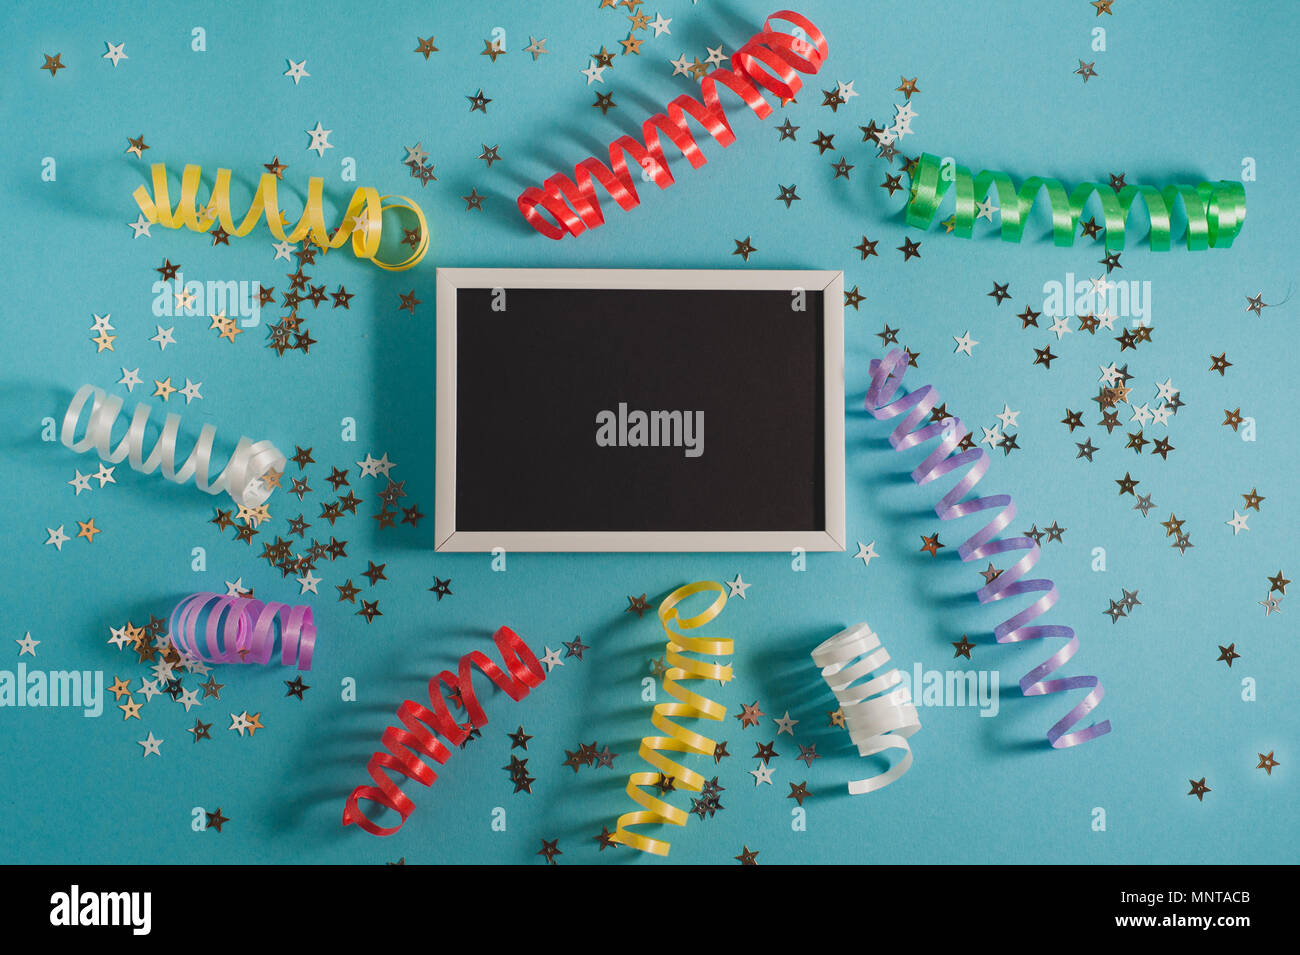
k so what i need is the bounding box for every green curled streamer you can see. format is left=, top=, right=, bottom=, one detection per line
left=904, top=153, right=1246, bottom=251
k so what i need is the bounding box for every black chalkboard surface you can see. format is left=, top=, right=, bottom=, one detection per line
left=435, top=269, right=844, bottom=552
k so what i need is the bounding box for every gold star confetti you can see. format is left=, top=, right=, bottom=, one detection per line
left=735, top=700, right=765, bottom=727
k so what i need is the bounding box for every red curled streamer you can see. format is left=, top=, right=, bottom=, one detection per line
left=517, top=10, right=828, bottom=238
left=865, top=349, right=1111, bottom=748
left=342, top=626, right=546, bottom=836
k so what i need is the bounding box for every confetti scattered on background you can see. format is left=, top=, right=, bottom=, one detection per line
left=2, top=0, right=1294, bottom=866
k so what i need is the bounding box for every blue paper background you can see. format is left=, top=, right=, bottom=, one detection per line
left=1, top=0, right=1295, bottom=864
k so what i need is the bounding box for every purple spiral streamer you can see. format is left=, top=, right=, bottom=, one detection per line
left=167, top=592, right=316, bottom=670
left=864, top=349, right=1110, bottom=747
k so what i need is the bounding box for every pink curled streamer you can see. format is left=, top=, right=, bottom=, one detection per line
left=167, top=592, right=316, bottom=670
left=864, top=349, right=1111, bottom=747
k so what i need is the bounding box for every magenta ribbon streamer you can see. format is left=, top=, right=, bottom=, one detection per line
left=167, top=592, right=316, bottom=670
left=864, top=349, right=1111, bottom=747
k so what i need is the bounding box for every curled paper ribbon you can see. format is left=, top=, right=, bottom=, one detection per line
left=905, top=153, right=1245, bottom=251
left=133, top=163, right=429, bottom=270
left=60, top=384, right=284, bottom=507
left=865, top=349, right=1111, bottom=747
left=812, top=624, right=919, bottom=794
left=614, top=581, right=732, bottom=855
left=517, top=10, right=828, bottom=238
left=167, top=592, right=316, bottom=669
left=342, top=626, right=545, bottom=836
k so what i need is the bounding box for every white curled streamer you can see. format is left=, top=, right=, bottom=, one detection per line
left=60, top=385, right=285, bottom=507
left=812, top=623, right=920, bottom=795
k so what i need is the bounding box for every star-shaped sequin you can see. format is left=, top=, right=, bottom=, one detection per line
left=919, top=532, right=944, bottom=556
left=736, top=701, right=765, bottom=728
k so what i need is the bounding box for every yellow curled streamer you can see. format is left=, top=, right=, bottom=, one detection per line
left=613, top=580, right=732, bottom=856
left=132, top=163, right=429, bottom=270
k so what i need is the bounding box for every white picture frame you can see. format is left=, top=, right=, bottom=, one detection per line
left=435, top=267, right=845, bottom=553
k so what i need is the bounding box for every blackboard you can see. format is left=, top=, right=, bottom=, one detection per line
left=435, top=269, right=844, bottom=552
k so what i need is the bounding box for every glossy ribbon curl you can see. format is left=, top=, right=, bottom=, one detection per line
left=812, top=624, right=919, bottom=794
left=60, top=384, right=285, bottom=507
left=133, top=163, right=429, bottom=270
left=518, top=10, right=828, bottom=238
left=343, top=627, right=545, bottom=836
left=614, top=581, right=732, bottom=855
left=906, top=152, right=1246, bottom=251
left=167, top=592, right=316, bottom=669
left=865, top=350, right=1111, bottom=747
